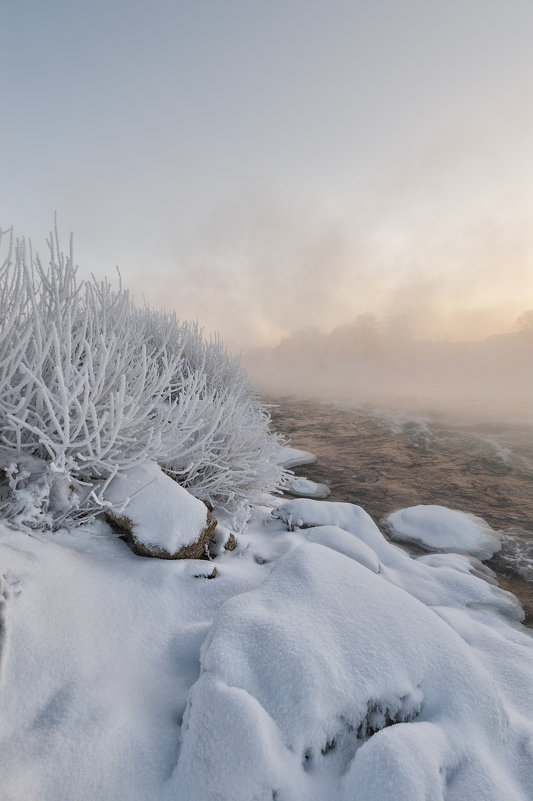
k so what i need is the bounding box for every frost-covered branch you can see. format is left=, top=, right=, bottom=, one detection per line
left=0, top=224, right=286, bottom=527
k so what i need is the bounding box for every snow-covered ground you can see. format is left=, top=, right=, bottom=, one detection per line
left=1, top=488, right=532, bottom=801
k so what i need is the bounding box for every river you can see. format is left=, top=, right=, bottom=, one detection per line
left=269, top=396, right=533, bottom=625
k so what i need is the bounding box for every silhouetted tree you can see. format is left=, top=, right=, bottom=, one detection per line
left=515, top=309, right=533, bottom=339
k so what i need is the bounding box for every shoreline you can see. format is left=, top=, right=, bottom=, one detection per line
left=272, top=396, right=533, bottom=628
left=282, top=485, right=533, bottom=627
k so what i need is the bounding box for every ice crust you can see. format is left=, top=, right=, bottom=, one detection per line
left=385, top=504, right=502, bottom=559
left=0, top=494, right=532, bottom=801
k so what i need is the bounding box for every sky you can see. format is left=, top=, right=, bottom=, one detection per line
left=2, top=0, right=533, bottom=351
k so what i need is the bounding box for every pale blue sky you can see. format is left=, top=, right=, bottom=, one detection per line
left=2, top=0, right=533, bottom=347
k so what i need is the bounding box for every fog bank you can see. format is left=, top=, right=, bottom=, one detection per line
left=244, top=314, right=533, bottom=424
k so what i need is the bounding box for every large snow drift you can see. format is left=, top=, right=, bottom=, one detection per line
left=0, top=494, right=531, bottom=801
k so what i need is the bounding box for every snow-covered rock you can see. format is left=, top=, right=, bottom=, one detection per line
left=286, top=476, right=331, bottom=498
left=276, top=446, right=317, bottom=468
left=385, top=504, right=502, bottom=560
left=273, top=498, right=391, bottom=559
left=104, top=461, right=216, bottom=558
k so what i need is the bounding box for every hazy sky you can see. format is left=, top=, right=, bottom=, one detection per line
left=2, top=0, right=533, bottom=350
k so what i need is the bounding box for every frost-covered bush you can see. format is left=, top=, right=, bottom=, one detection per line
left=136, top=306, right=286, bottom=506
left=0, top=224, right=285, bottom=527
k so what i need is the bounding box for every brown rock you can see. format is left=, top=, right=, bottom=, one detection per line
left=224, top=532, right=237, bottom=551
left=194, top=566, right=217, bottom=579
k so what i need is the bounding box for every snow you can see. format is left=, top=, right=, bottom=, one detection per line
left=4, top=222, right=531, bottom=800
left=273, top=498, right=392, bottom=559
left=0, top=488, right=532, bottom=801
left=285, top=476, right=331, bottom=498
left=175, top=536, right=533, bottom=801
left=276, top=446, right=317, bottom=468
left=276, top=446, right=329, bottom=497
left=303, top=525, right=380, bottom=572
left=103, top=460, right=209, bottom=553
left=385, top=504, right=502, bottom=559
left=272, top=498, right=523, bottom=620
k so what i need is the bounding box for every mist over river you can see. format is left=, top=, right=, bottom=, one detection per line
left=269, top=396, right=533, bottom=624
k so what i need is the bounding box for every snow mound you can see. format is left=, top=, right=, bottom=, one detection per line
left=174, top=543, right=533, bottom=801
left=286, top=477, right=331, bottom=498
left=104, top=461, right=209, bottom=554
left=273, top=499, right=522, bottom=620
left=276, top=447, right=317, bottom=468
left=303, top=525, right=380, bottom=573
left=274, top=498, right=391, bottom=559
left=0, top=497, right=530, bottom=801
left=385, top=505, right=502, bottom=560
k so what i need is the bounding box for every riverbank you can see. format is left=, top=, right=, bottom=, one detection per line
left=270, top=396, right=533, bottom=625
